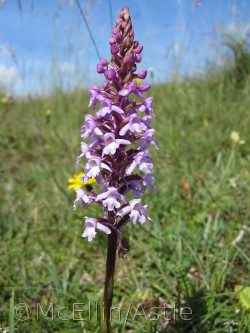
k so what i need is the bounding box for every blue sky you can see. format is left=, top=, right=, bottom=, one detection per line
left=0, top=0, right=249, bottom=96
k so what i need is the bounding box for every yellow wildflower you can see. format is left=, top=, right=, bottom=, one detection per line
left=133, top=78, right=142, bottom=85
left=230, top=131, right=240, bottom=143
left=44, top=108, right=51, bottom=116
left=235, top=286, right=250, bottom=310
left=230, top=131, right=245, bottom=145
left=68, top=172, right=96, bottom=190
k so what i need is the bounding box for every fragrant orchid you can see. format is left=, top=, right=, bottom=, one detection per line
left=74, top=7, right=158, bottom=248
left=73, top=6, right=158, bottom=331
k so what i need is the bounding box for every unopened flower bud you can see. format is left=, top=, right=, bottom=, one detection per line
left=134, top=41, right=139, bottom=48
left=137, top=70, right=147, bottom=79
left=115, top=31, right=122, bottom=42
left=121, top=21, right=127, bottom=30
left=97, top=64, right=105, bottom=74
left=124, top=13, right=129, bottom=22
left=104, top=69, right=116, bottom=81
left=126, top=53, right=134, bottom=64
left=128, top=81, right=137, bottom=92
left=134, top=45, right=143, bottom=54
left=113, top=26, right=119, bottom=34
left=101, top=58, right=108, bottom=66
left=111, top=44, right=119, bottom=55
left=109, top=36, right=116, bottom=45
left=131, top=64, right=137, bottom=72
left=135, top=54, right=142, bottom=63
left=139, top=83, right=151, bottom=92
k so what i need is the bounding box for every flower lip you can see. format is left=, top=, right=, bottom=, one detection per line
left=102, top=133, right=130, bottom=156
left=117, top=199, right=150, bottom=226
left=82, top=217, right=111, bottom=242
left=96, top=187, right=126, bottom=211
left=73, top=188, right=91, bottom=210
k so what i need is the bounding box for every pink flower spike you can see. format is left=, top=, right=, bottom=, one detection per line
left=75, top=7, right=157, bottom=250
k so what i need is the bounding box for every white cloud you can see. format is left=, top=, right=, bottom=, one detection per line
left=0, top=65, right=18, bottom=85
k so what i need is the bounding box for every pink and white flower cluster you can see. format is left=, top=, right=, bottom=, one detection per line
left=74, top=7, right=158, bottom=249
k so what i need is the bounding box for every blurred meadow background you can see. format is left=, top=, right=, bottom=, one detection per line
left=0, top=0, right=249, bottom=332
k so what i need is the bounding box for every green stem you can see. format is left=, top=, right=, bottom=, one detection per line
left=216, top=144, right=235, bottom=192
left=101, top=212, right=117, bottom=333
left=221, top=145, right=235, bottom=180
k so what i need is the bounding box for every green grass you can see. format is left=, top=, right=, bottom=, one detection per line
left=0, top=75, right=249, bottom=332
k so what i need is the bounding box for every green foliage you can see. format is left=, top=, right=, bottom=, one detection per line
left=223, top=33, right=250, bottom=88
left=0, top=73, right=249, bottom=332
left=235, top=286, right=250, bottom=310
left=8, top=290, right=14, bottom=333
